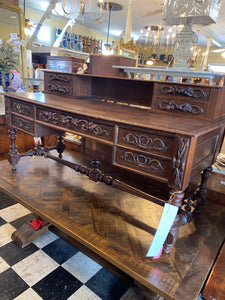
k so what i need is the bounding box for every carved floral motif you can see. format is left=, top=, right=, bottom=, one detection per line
left=47, top=73, right=71, bottom=82
left=123, top=133, right=168, bottom=152
left=159, top=86, right=206, bottom=99
left=47, top=84, right=72, bottom=95
left=158, top=100, right=204, bottom=115
left=171, top=137, right=190, bottom=189
left=38, top=110, right=110, bottom=137
left=120, top=151, right=164, bottom=171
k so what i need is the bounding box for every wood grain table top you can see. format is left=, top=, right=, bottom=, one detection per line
left=0, top=150, right=224, bottom=300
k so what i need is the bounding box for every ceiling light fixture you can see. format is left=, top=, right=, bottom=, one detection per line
left=146, top=60, right=154, bottom=66
left=102, top=2, right=122, bottom=49
left=54, top=0, right=111, bottom=24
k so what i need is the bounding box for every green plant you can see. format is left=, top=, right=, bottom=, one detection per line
left=0, top=40, right=17, bottom=73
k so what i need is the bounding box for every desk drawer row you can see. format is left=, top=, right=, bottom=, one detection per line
left=8, top=99, right=176, bottom=183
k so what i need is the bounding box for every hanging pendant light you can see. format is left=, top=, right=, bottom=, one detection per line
left=54, top=0, right=112, bottom=24
left=101, top=2, right=123, bottom=49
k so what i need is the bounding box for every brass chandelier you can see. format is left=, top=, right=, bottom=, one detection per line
left=54, top=0, right=110, bottom=24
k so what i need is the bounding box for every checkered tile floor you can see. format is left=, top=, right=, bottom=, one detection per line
left=0, top=191, right=132, bottom=300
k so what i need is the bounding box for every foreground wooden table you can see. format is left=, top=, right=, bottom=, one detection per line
left=0, top=151, right=225, bottom=300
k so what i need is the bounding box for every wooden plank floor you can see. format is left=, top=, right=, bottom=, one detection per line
left=0, top=150, right=225, bottom=300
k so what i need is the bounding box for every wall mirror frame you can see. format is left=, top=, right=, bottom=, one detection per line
left=0, top=0, right=27, bottom=87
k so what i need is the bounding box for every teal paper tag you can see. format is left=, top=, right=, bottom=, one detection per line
left=146, top=203, right=178, bottom=257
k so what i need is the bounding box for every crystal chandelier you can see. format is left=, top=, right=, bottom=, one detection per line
left=54, top=0, right=110, bottom=24
left=138, top=25, right=180, bottom=51
left=136, top=25, right=183, bottom=66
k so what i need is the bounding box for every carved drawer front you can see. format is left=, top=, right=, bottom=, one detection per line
left=37, top=108, right=114, bottom=141
left=156, top=83, right=210, bottom=101
left=45, top=72, right=73, bottom=96
left=47, top=72, right=73, bottom=84
left=11, top=100, right=34, bottom=118
left=11, top=115, right=35, bottom=134
left=46, top=83, right=73, bottom=96
left=118, top=127, right=174, bottom=157
left=154, top=97, right=208, bottom=117
left=114, top=147, right=171, bottom=180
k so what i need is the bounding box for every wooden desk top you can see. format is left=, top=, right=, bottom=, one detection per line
left=6, top=92, right=225, bottom=137
left=0, top=151, right=225, bottom=300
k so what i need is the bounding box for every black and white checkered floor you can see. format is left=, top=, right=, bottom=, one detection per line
left=0, top=191, right=132, bottom=300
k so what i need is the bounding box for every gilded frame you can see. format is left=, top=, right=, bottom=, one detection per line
left=0, top=1, right=27, bottom=85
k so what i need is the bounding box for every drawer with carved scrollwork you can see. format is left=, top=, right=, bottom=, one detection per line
left=114, top=146, right=171, bottom=180
left=118, top=127, right=174, bottom=158
left=46, top=72, right=73, bottom=84
left=11, top=115, right=35, bottom=134
left=36, top=108, right=114, bottom=142
left=153, top=97, right=208, bottom=117
left=11, top=100, right=34, bottom=118
left=45, top=83, right=73, bottom=97
left=155, top=83, right=210, bottom=101
left=44, top=72, right=73, bottom=96
left=152, top=83, right=210, bottom=117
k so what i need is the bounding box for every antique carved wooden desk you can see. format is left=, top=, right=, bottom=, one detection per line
left=4, top=71, right=225, bottom=254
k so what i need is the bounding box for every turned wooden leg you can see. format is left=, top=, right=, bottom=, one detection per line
left=163, top=190, right=184, bottom=254
left=7, top=127, right=21, bottom=170
left=194, top=166, right=213, bottom=206
left=56, top=134, right=65, bottom=158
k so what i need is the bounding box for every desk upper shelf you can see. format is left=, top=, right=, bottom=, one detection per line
left=42, top=70, right=225, bottom=121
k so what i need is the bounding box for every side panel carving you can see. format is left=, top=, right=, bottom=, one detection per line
left=171, top=137, right=190, bottom=189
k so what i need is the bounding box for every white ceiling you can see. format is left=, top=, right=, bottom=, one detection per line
left=19, top=0, right=225, bottom=48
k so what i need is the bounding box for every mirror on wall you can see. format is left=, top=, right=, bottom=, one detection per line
left=0, top=1, right=27, bottom=91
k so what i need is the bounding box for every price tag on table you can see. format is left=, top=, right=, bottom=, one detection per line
left=146, top=203, right=178, bottom=257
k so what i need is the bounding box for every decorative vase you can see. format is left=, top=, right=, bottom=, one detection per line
left=0, top=72, right=10, bottom=92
